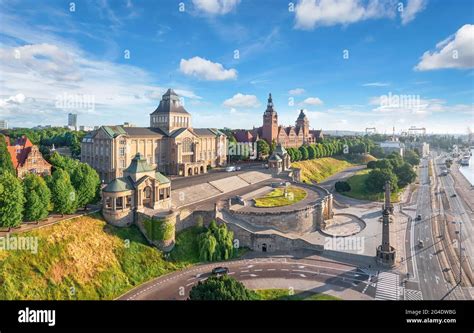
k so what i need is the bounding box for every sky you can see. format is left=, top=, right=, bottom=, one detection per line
left=0, top=0, right=473, bottom=134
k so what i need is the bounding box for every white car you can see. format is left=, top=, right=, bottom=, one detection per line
left=226, top=166, right=236, bottom=172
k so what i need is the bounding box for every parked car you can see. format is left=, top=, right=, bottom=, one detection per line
left=211, top=267, right=229, bottom=276
left=235, top=166, right=242, bottom=171
left=451, top=194, right=457, bottom=198
left=418, top=240, right=424, bottom=248
left=416, top=214, right=422, bottom=221
left=225, top=166, right=236, bottom=172
left=235, top=196, right=245, bottom=205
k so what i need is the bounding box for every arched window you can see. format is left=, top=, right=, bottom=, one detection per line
left=182, top=137, right=193, bottom=153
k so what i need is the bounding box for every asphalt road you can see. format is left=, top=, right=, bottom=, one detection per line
left=405, top=153, right=471, bottom=300
left=118, top=254, right=376, bottom=300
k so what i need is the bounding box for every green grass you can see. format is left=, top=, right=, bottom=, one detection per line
left=255, top=289, right=341, bottom=300
left=292, top=157, right=356, bottom=183
left=0, top=214, right=189, bottom=300
left=342, top=169, right=401, bottom=202
left=254, top=186, right=307, bottom=208
left=168, top=226, right=203, bottom=264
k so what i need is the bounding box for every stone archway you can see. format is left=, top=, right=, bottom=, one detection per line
left=188, top=167, right=193, bottom=176
left=200, top=165, right=204, bottom=174
left=262, top=243, right=267, bottom=252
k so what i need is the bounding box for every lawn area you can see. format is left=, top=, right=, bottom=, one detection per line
left=292, top=157, right=357, bottom=183
left=255, top=289, right=340, bottom=300
left=254, top=186, right=307, bottom=208
left=342, top=169, right=401, bottom=202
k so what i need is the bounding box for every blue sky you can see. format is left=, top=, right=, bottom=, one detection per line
left=0, top=0, right=473, bottom=134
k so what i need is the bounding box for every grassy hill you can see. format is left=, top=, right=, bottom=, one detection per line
left=0, top=214, right=190, bottom=300
left=292, top=157, right=356, bottom=183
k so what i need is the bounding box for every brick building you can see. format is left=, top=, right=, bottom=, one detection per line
left=233, top=93, right=323, bottom=148
left=6, top=136, right=52, bottom=178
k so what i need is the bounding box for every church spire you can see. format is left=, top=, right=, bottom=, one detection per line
left=265, top=93, right=276, bottom=113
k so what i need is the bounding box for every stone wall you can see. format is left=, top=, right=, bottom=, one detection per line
left=102, top=209, right=134, bottom=227
left=224, top=220, right=323, bottom=253
left=136, top=211, right=177, bottom=252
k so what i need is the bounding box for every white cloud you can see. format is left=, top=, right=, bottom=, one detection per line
left=223, top=93, right=261, bottom=108
left=180, top=56, right=237, bottom=81
left=415, top=24, right=474, bottom=71
left=192, top=0, right=240, bottom=15
left=301, top=97, right=324, bottom=106
left=362, top=82, right=390, bottom=87
left=401, top=0, right=427, bottom=25
left=0, top=93, right=26, bottom=107
left=289, top=88, right=306, bottom=95
left=294, top=0, right=396, bottom=30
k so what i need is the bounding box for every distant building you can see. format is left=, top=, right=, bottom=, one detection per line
left=380, top=140, right=404, bottom=157
left=405, top=141, right=430, bottom=157
left=5, top=136, right=52, bottom=178
left=233, top=94, right=323, bottom=148
left=79, top=125, right=95, bottom=132
left=68, top=113, right=78, bottom=130
left=0, top=120, right=8, bottom=130
left=81, top=89, right=228, bottom=182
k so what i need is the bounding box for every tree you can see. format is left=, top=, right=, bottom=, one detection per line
left=0, top=172, right=25, bottom=227
left=366, top=168, right=398, bottom=193
left=71, top=163, right=100, bottom=209
left=299, top=146, right=309, bottom=160
left=374, top=159, right=393, bottom=170
left=198, top=220, right=234, bottom=262
left=256, top=139, right=270, bottom=159
left=370, top=145, right=385, bottom=158
left=189, top=275, right=258, bottom=300
left=22, top=173, right=51, bottom=221
left=0, top=134, right=15, bottom=175
left=394, top=162, right=416, bottom=187
left=367, top=160, right=377, bottom=169
left=48, top=168, right=77, bottom=216
left=404, top=149, right=420, bottom=166
left=307, top=145, right=317, bottom=159
left=335, top=181, right=351, bottom=192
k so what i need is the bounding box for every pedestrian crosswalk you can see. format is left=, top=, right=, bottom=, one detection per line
left=403, top=288, right=423, bottom=300
left=375, top=272, right=400, bottom=300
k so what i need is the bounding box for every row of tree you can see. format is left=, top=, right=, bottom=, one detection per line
left=285, top=137, right=376, bottom=163
left=0, top=150, right=100, bottom=228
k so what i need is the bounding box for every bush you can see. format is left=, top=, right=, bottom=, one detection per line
left=335, top=181, right=351, bottom=192
left=189, top=275, right=258, bottom=300
left=367, top=160, right=377, bottom=169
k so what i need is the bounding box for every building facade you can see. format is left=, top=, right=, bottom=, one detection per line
left=233, top=93, right=323, bottom=148
left=81, top=89, right=228, bottom=183
left=6, top=136, right=52, bottom=178
left=102, top=153, right=172, bottom=227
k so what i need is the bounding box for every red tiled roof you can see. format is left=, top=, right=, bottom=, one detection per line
left=6, top=135, right=35, bottom=168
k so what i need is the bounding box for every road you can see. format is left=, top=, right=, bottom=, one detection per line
left=118, top=254, right=376, bottom=300
left=404, top=153, right=472, bottom=300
